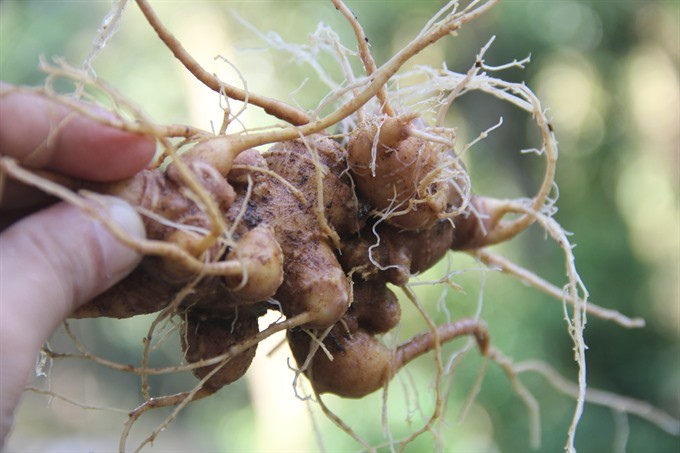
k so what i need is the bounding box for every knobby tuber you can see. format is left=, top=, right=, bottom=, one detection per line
left=347, top=115, right=462, bottom=231
left=73, top=121, right=494, bottom=399
left=288, top=282, right=488, bottom=398
left=182, top=306, right=262, bottom=392
left=3, top=0, right=675, bottom=451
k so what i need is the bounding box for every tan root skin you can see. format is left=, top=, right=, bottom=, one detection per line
left=348, top=115, right=458, bottom=231
left=5, top=1, right=672, bottom=452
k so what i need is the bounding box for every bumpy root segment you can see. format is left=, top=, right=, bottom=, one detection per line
left=340, top=219, right=456, bottom=286
left=72, top=258, right=178, bottom=319
left=23, top=59, right=234, bottom=258
left=181, top=309, right=261, bottom=393
left=42, top=184, right=278, bottom=319
left=289, top=327, right=392, bottom=399
left=289, top=317, right=488, bottom=399
left=223, top=225, right=284, bottom=302
left=345, top=281, right=401, bottom=335
left=389, top=41, right=558, bottom=248
left=2, top=137, right=285, bottom=315
left=0, top=154, right=244, bottom=280
left=347, top=115, right=465, bottom=231
left=258, top=138, right=358, bottom=329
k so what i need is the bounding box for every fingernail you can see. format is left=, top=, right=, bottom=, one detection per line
left=101, top=195, right=146, bottom=240
left=94, top=195, right=146, bottom=284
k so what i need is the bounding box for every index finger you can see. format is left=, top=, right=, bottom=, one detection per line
left=0, top=82, right=155, bottom=181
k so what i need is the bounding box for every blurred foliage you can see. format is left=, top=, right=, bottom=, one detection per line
left=1, top=1, right=678, bottom=452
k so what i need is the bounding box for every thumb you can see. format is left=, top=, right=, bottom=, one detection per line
left=0, top=196, right=145, bottom=440
left=1, top=196, right=145, bottom=325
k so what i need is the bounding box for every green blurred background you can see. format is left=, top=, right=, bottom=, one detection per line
left=1, top=1, right=678, bottom=451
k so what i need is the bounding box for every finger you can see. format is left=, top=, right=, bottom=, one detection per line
left=0, top=84, right=155, bottom=215
left=0, top=84, right=155, bottom=181
left=0, top=196, right=145, bottom=440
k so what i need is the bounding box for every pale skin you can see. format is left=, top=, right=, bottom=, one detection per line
left=0, top=84, right=155, bottom=444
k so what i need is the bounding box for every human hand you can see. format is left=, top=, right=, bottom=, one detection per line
left=0, top=83, right=155, bottom=444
